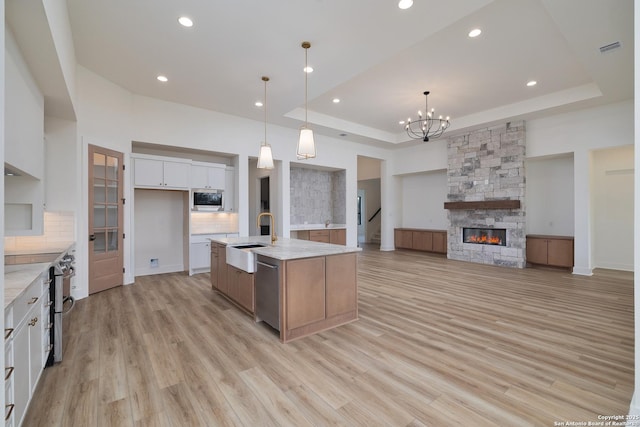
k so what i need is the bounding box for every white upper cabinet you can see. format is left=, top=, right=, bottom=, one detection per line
left=190, top=163, right=226, bottom=190
left=133, top=155, right=190, bottom=189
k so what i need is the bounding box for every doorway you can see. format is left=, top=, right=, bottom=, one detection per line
left=357, top=190, right=366, bottom=245
left=259, top=176, right=270, bottom=235
left=88, top=144, right=124, bottom=294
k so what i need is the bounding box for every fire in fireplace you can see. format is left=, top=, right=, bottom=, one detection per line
left=463, top=228, right=506, bottom=246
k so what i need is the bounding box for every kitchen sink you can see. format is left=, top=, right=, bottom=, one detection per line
left=226, top=243, right=268, bottom=273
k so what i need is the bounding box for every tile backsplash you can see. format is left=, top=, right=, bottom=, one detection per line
left=4, top=211, right=75, bottom=251
left=290, top=167, right=346, bottom=225
left=190, top=212, right=239, bottom=234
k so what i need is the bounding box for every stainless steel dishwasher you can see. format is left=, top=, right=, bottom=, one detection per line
left=255, top=255, right=281, bottom=331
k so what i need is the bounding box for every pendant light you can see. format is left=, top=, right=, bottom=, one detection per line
left=297, top=41, right=316, bottom=160
left=257, top=76, right=274, bottom=169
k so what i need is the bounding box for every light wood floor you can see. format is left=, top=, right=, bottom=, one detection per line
left=23, top=246, right=634, bottom=426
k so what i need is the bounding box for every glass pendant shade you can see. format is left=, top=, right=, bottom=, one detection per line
left=297, top=127, right=316, bottom=159
left=257, top=143, right=274, bottom=169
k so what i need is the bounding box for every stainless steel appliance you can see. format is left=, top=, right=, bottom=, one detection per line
left=193, top=190, right=223, bottom=211
left=47, top=248, right=75, bottom=365
left=255, top=255, right=280, bottom=331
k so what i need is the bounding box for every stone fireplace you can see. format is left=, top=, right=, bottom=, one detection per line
left=446, top=122, right=526, bottom=268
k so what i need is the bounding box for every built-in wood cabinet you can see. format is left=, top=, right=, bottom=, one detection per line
left=133, top=156, right=190, bottom=189
left=210, top=243, right=253, bottom=313
left=286, top=257, right=326, bottom=329
left=526, top=235, right=574, bottom=268
left=394, top=228, right=447, bottom=254
left=296, top=228, right=347, bottom=245
left=227, top=265, right=255, bottom=313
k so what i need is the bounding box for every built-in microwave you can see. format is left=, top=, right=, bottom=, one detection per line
left=193, top=190, right=224, bottom=211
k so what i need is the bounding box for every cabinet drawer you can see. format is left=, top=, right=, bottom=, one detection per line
left=12, top=278, right=45, bottom=328
left=309, top=230, right=330, bottom=243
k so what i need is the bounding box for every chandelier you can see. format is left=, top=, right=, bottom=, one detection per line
left=257, top=76, right=274, bottom=169
left=404, top=91, right=450, bottom=142
left=297, top=41, right=316, bottom=160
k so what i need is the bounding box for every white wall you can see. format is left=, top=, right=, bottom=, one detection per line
left=525, top=154, right=574, bottom=236
left=134, top=189, right=186, bottom=276
left=592, top=145, right=634, bottom=271
left=401, top=170, right=448, bottom=230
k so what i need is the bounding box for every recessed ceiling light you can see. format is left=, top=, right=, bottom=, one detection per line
left=339, top=133, right=348, bottom=137
left=178, top=16, right=193, bottom=27
left=332, top=98, right=340, bottom=104
left=398, top=0, right=413, bottom=10
left=526, top=80, right=537, bottom=87
left=468, top=28, right=482, bottom=38
left=399, top=120, right=406, bottom=125
left=303, top=66, right=313, bottom=73
left=157, top=75, right=168, bottom=82
left=255, top=101, right=263, bottom=107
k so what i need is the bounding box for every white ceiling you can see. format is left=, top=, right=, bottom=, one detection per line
left=10, top=0, right=636, bottom=147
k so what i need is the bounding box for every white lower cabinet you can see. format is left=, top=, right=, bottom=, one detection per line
left=6, top=270, right=50, bottom=426
left=190, top=242, right=211, bottom=273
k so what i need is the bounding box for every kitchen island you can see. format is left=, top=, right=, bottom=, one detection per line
left=210, top=236, right=360, bottom=343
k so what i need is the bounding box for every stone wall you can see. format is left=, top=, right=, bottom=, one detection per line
left=447, top=122, right=526, bottom=268
left=290, top=167, right=346, bottom=225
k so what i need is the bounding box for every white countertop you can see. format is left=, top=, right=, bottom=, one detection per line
left=4, top=242, right=75, bottom=309
left=210, top=236, right=360, bottom=260
left=290, top=224, right=346, bottom=231
left=4, top=263, right=52, bottom=309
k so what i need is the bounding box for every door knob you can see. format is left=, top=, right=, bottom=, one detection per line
left=89, top=234, right=96, bottom=241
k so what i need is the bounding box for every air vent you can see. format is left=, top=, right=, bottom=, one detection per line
left=599, top=41, right=621, bottom=54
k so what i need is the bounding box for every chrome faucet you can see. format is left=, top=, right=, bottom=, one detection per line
left=257, top=212, right=277, bottom=243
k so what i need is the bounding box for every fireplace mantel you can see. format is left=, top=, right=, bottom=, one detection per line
left=444, top=200, right=521, bottom=210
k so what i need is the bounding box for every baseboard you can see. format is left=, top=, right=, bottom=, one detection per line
left=629, top=390, right=640, bottom=416
left=135, top=264, right=184, bottom=277
left=594, top=262, right=634, bottom=272
left=379, top=245, right=395, bottom=252
left=572, top=266, right=593, bottom=276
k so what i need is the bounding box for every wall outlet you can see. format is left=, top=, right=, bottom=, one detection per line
left=150, top=258, right=159, bottom=268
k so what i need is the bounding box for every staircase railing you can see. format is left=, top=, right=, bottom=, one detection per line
left=368, top=207, right=381, bottom=223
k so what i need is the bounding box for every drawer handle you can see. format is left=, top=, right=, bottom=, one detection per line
left=4, top=367, right=14, bottom=381
left=27, top=296, right=39, bottom=305
left=4, top=329, right=13, bottom=340
left=5, top=404, right=14, bottom=421
left=28, top=317, right=38, bottom=327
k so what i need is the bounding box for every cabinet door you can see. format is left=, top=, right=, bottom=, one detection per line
left=547, top=239, right=574, bottom=268
left=227, top=266, right=240, bottom=302
left=217, top=246, right=228, bottom=294
left=432, top=232, right=447, bottom=254
left=29, top=306, right=43, bottom=393
left=13, top=321, right=29, bottom=427
left=286, top=258, right=325, bottom=329
left=526, top=237, right=548, bottom=265
left=162, top=161, right=190, bottom=188
left=190, top=165, right=209, bottom=189
left=395, top=229, right=413, bottom=249
left=329, top=229, right=346, bottom=246
left=412, top=231, right=433, bottom=251
left=133, top=158, right=164, bottom=187
left=210, top=246, right=219, bottom=289
left=190, top=242, right=211, bottom=271
left=236, top=271, right=255, bottom=313
left=208, top=167, right=226, bottom=190
left=326, top=253, right=357, bottom=318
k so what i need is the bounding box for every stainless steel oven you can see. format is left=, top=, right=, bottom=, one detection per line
left=47, top=249, right=75, bottom=365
